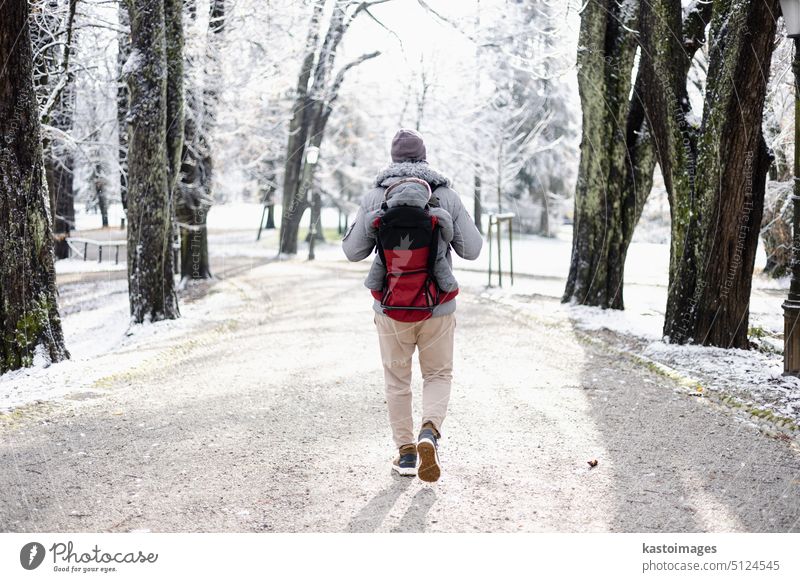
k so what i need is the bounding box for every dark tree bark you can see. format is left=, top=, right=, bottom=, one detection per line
left=91, top=159, right=110, bottom=227
left=165, top=0, right=184, bottom=277
left=640, top=0, right=778, bottom=348
left=46, top=151, right=74, bottom=257
left=259, top=160, right=277, bottom=230
left=97, top=187, right=109, bottom=227
left=118, top=2, right=131, bottom=211
left=0, top=0, right=68, bottom=371
left=177, top=0, right=222, bottom=281
left=125, top=0, right=179, bottom=322
left=165, top=0, right=184, bottom=190
left=564, top=0, right=714, bottom=310
left=306, top=189, right=325, bottom=243
left=562, top=0, right=657, bottom=309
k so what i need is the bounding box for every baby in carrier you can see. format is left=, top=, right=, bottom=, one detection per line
left=363, top=177, right=459, bottom=294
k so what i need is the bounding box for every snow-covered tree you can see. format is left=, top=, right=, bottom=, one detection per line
left=31, top=0, right=79, bottom=258
left=279, top=0, right=384, bottom=255
left=0, top=0, right=69, bottom=371
left=123, top=0, right=182, bottom=322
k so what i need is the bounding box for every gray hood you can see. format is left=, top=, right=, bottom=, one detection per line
left=385, top=181, right=430, bottom=209
left=374, top=162, right=451, bottom=189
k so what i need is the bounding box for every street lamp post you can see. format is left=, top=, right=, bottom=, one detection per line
left=303, top=146, right=320, bottom=261
left=781, top=0, right=800, bottom=374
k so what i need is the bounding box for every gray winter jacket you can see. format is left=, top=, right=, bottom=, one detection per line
left=342, top=162, right=483, bottom=317
left=363, top=179, right=458, bottom=293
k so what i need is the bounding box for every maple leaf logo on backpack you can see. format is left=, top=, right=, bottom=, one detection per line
left=392, top=234, right=414, bottom=268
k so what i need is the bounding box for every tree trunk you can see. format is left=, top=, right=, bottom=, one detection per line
left=260, top=161, right=277, bottom=229
left=641, top=0, right=778, bottom=348
left=180, top=215, right=211, bottom=280
left=563, top=0, right=713, bottom=310
left=761, top=183, right=792, bottom=278
left=531, top=185, right=550, bottom=237
left=279, top=2, right=324, bottom=255
left=562, top=0, right=657, bottom=310
left=33, top=0, right=77, bottom=260
left=97, top=185, right=109, bottom=227
left=46, top=151, right=74, bottom=258
left=305, top=189, right=325, bottom=243
left=279, top=2, right=380, bottom=255
left=177, top=0, right=221, bottom=281
left=125, top=0, right=179, bottom=323
left=165, top=0, right=184, bottom=193
left=118, top=2, right=131, bottom=211
left=165, top=0, right=184, bottom=278
left=0, top=0, right=69, bottom=371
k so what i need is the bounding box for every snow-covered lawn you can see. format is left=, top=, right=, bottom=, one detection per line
left=0, top=273, right=250, bottom=413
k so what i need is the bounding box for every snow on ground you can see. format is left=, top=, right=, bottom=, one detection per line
left=7, top=203, right=798, bottom=431
left=0, top=274, right=247, bottom=413
left=642, top=342, right=800, bottom=423
left=449, top=224, right=799, bottom=432
left=481, top=284, right=800, bottom=431
left=55, top=258, right=126, bottom=274
left=74, top=204, right=126, bottom=231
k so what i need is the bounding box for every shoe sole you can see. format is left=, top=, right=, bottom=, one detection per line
left=392, top=464, right=417, bottom=477
left=416, top=438, right=440, bottom=482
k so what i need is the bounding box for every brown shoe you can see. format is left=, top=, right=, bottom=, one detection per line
left=392, top=443, right=417, bottom=476
left=416, top=423, right=441, bottom=482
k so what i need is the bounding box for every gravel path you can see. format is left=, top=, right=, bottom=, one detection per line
left=1, top=259, right=799, bottom=532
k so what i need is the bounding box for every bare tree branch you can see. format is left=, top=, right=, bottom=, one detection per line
left=363, top=6, right=403, bottom=49
left=40, top=0, right=78, bottom=121
left=416, top=0, right=475, bottom=41
left=328, top=50, right=381, bottom=104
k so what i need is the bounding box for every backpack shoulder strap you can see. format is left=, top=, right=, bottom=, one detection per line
left=426, top=215, right=439, bottom=277
left=375, top=219, right=387, bottom=268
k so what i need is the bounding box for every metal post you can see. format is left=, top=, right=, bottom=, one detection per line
left=508, top=216, right=514, bottom=286
left=308, top=206, right=316, bottom=261
left=256, top=205, right=267, bottom=241
left=487, top=214, right=493, bottom=286
left=496, top=214, right=502, bottom=287
left=785, top=36, right=800, bottom=375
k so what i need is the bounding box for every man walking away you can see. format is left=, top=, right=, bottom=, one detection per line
left=342, top=129, right=482, bottom=482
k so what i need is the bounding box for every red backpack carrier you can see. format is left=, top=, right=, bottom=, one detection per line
left=371, top=201, right=458, bottom=322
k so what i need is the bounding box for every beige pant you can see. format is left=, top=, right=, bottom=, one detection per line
left=374, top=312, right=456, bottom=447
